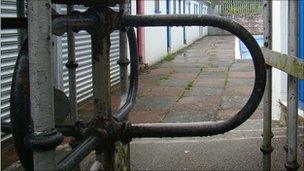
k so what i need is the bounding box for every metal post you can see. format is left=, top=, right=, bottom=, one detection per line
left=91, top=32, right=113, bottom=170
left=286, top=0, right=300, bottom=170
left=67, top=5, right=78, bottom=123
left=27, top=0, right=57, bottom=169
left=261, top=1, right=273, bottom=170
left=166, top=0, right=171, bottom=52
left=118, top=2, right=130, bottom=103
left=183, top=0, right=186, bottom=44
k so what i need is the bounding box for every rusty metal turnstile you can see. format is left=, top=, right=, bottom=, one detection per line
left=1, top=0, right=267, bottom=170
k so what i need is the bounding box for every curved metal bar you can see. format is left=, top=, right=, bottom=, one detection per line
left=115, top=27, right=139, bottom=121
left=57, top=136, right=101, bottom=171
left=10, top=38, right=33, bottom=170
left=122, top=14, right=266, bottom=138
left=1, top=122, right=12, bottom=133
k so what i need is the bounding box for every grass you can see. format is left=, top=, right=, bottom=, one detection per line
left=159, top=75, right=170, bottom=81
left=185, top=82, right=193, bottom=90
left=164, top=53, right=174, bottom=61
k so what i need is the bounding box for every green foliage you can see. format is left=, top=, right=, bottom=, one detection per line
left=160, top=75, right=170, bottom=81
left=185, top=82, right=193, bottom=90
left=164, top=53, right=174, bottom=61
left=219, top=0, right=263, bottom=15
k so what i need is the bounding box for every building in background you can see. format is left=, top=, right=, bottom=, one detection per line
left=131, top=0, right=209, bottom=65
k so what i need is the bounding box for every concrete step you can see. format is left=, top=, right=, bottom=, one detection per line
left=130, top=120, right=304, bottom=170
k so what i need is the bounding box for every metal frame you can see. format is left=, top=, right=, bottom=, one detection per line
left=286, top=0, right=300, bottom=170
left=1, top=1, right=271, bottom=170
left=66, top=5, right=78, bottom=123
left=27, top=0, right=59, bottom=169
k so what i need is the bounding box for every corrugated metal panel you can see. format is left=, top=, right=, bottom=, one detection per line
left=1, top=0, right=18, bottom=140
left=0, top=3, right=121, bottom=141
left=1, top=0, right=18, bottom=122
left=60, top=5, right=120, bottom=103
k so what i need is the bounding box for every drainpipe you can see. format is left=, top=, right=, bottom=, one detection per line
left=166, top=0, right=171, bottom=53
left=137, top=0, right=145, bottom=64
left=183, top=0, right=186, bottom=44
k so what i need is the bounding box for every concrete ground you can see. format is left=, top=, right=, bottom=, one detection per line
left=127, top=35, right=303, bottom=170
left=130, top=120, right=304, bottom=170
left=129, top=35, right=260, bottom=124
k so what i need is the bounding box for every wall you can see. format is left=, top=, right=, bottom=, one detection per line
left=271, top=0, right=288, bottom=120
left=142, top=0, right=168, bottom=65
left=131, top=0, right=209, bottom=66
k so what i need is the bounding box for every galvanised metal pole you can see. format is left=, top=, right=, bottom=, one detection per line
left=27, top=0, right=57, bottom=169
left=66, top=5, right=78, bottom=123
left=261, top=1, right=273, bottom=170
left=118, top=1, right=130, bottom=103
left=286, top=0, right=300, bottom=170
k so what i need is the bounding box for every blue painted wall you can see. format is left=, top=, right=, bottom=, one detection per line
left=298, top=1, right=304, bottom=105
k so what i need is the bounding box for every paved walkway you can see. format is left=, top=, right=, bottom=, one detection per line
left=129, top=35, right=262, bottom=123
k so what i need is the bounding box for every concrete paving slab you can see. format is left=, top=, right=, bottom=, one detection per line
left=185, top=87, right=224, bottom=96
left=159, top=78, right=192, bottom=87
left=198, top=71, right=227, bottom=79
left=143, top=86, right=184, bottom=97
left=173, top=96, right=221, bottom=111
left=162, top=110, right=218, bottom=123
left=130, top=134, right=303, bottom=171
left=220, top=95, right=250, bottom=110
left=194, top=78, right=226, bottom=87
left=220, top=95, right=263, bottom=110
left=227, top=79, right=254, bottom=86
left=229, top=71, right=255, bottom=79
left=129, top=110, right=166, bottom=123
left=172, top=67, right=203, bottom=73
left=223, top=85, right=253, bottom=96
left=218, top=109, right=263, bottom=120
left=133, top=96, right=176, bottom=111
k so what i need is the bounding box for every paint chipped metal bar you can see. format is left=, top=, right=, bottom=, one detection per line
left=118, top=2, right=130, bottom=105
left=2, top=11, right=102, bottom=35
left=66, top=5, right=78, bottom=124
left=27, top=0, right=57, bottom=169
left=261, top=1, right=273, bottom=170
left=57, top=136, right=101, bottom=171
left=91, top=28, right=113, bottom=169
left=115, top=28, right=139, bottom=121
left=123, top=14, right=266, bottom=139
left=286, top=0, right=300, bottom=169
